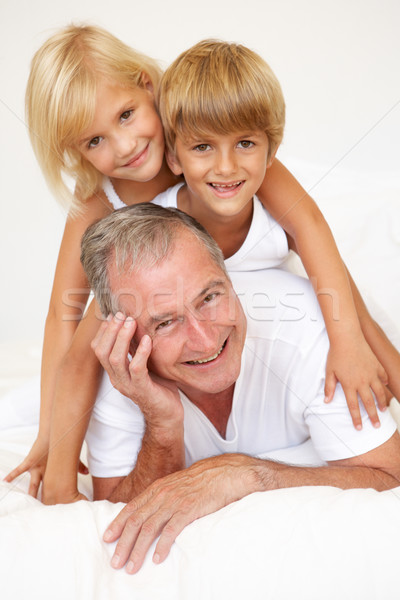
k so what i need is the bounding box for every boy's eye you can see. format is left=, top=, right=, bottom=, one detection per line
left=88, top=136, right=102, bottom=149
left=238, top=140, right=254, bottom=149
left=194, top=143, right=210, bottom=152
left=120, top=110, right=133, bottom=122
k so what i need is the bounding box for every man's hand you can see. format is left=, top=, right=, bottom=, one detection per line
left=103, top=454, right=258, bottom=573
left=92, top=313, right=183, bottom=426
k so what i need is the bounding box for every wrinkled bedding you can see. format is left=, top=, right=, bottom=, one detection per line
left=1, top=425, right=400, bottom=600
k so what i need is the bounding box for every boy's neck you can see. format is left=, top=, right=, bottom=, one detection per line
left=177, top=184, right=254, bottom=259
left=111, top=159, right=179, bottom=206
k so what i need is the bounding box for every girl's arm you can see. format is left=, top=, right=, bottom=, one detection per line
left=4, top=193, right=112, bottom=493
left=42, top=299, right=104, bottom=504
left=258, top=159, right=389, bottom=429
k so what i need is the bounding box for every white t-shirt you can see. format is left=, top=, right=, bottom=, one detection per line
left=86, top=266, right=396, bottom=477
left=152, top=183, right=290, bottom=271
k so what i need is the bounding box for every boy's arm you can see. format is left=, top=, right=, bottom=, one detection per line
left=257, top=159, right=388, bottom=429
left=42, top=299, right=104, bottom=504
left=346, top=268, right=400, bottom=403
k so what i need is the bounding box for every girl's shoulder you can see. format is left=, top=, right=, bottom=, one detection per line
left=66, top=187, right=114, bottom=235
left=102, top=177, right=127, bottom=210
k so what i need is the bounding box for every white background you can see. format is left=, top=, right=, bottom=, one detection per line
left=0, top=0, right=399, bottom=346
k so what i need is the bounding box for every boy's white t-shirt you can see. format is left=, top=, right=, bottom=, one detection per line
left=152, top=182, right=290, bottom=271
left=87, top=181, right=396, bottom=477
left=103, top=179, right=291, bottom=272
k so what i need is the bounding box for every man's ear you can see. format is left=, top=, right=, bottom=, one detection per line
left=166, top=149, right=183, bottom=176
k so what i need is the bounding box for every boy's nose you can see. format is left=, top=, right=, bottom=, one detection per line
left=214, top=150, right=237, bottom=176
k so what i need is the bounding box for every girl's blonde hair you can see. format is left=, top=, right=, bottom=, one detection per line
left=26, top=24, right=162, bottom=214
left=159, top=39, right=285, bottom=161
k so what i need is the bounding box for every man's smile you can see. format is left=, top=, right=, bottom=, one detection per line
left=185, top=339, right=227, bottom=365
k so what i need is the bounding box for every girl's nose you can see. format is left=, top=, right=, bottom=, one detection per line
left=114, top=132, right=136, bottom=158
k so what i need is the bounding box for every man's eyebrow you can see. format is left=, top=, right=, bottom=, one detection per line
left=196, top=279, right=226, bottom=300
left=145, top=279, right=226, bottom=328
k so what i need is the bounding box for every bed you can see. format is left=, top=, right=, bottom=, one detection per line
left=1, top=159, right=400, bottom=599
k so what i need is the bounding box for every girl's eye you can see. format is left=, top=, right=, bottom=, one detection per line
left=194, top=143, right=210, bottom=152
left=88, top=136, right=102, bottom=149
left=121, top=110, right=133, bottom=121
left=238, top=140, right=254, bottom=149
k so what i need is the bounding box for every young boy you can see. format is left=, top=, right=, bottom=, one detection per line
left=156, top=39, right=287, bottom=267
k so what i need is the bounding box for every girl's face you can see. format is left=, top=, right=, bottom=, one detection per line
left=77, top=78, right=165, bottom=182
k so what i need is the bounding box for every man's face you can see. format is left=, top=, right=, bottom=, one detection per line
left=110, top=231, right=246, bottom=402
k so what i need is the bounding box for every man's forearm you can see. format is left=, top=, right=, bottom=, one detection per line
left=251, top=458, right=400, bottom=493
left=107, top=423, right=185, bottom=503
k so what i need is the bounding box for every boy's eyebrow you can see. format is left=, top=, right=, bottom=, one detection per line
left=181, top=130, right=265, bottom=143
left=145, top=279, right=226, bottom=328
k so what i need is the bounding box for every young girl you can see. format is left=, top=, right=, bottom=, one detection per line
left=5, top=25, right=399, bottom=503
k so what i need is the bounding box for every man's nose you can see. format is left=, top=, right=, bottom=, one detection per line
left=185, top=315, right=218, bottom=354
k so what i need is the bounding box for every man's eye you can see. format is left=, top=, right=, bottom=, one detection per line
left=204, top=293, right=217, bottom=303
left=194, top=144, right=210, bottom=152
left=88, top=136, right=102, bottom=149
left=120, top=110, right=133, bottom=122
left=238, top=140, right=254, bottom=149
left=156, top=319, right=173, bottom=331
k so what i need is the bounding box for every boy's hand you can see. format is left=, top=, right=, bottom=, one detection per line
left=3, top=436, right=49, bottom=497
left=91, top=313, right=183, bottom=427
left=324, top=334, right=388, bottom=429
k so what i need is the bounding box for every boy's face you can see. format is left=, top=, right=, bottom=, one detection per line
left=167, top=130, right=274, bottom=220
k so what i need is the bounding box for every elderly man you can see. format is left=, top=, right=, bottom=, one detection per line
left=80, top=203, right=400, bottom=574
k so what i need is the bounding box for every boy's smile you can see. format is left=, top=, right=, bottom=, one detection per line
left=168, top=130, right=272, bottom=224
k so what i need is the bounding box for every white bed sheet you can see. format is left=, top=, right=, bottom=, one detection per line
left=1, top=161, right=400, bottom=599
left=1, top=425, right=400, bottom=600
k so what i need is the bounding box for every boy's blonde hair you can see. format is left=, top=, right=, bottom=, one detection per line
left=26, top=24, right=162, bottom=214
left=159, top=39, right=285, bottom=161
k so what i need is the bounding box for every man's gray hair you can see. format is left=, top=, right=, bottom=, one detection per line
left=80, top=202, right=228, bottom=315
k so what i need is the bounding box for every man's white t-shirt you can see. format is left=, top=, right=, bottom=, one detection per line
left=86, top=186, right=397, bottom=477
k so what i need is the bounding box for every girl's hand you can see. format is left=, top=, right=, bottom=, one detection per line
left=42, top=484, right=88, bottom=505
left=4, top=438, right=89, bottom=500
left=3, top=436, right=49, bottom=497
left=324, top=334, right=388, bottom=429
